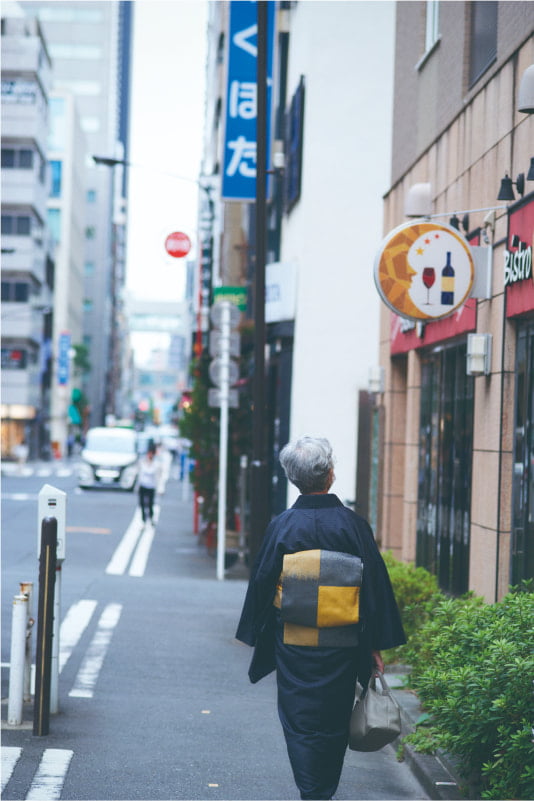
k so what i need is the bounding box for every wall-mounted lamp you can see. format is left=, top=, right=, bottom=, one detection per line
left=518, top=64, right=534, bottom=114
left=404, top=182, right=432, bottom=218
left=497, top=172, right=525, bottom=201
left=466, top=333, right=492, bottom=376
left=449, top=213, right=470, bottom=232
left=368, top=365, right=385, bottom=394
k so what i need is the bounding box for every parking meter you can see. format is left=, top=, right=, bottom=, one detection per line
left=38, top=484, right=67, bottom=562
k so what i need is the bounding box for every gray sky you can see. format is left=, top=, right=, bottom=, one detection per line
left=126, top=0, right=208, bottom=303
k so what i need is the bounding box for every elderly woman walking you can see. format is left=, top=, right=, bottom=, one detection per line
left=236, top=435, right=406, bottom=800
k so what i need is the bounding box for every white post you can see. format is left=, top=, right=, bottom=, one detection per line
left=216, top=303, right=230, bottom=581
left=50, top=565, right=61, bottom=714
left=8, top=594, right=29, bottom=725
left=19, top=581, right=33, bottom=702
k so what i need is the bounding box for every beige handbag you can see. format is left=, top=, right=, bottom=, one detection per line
left=349, top=670, right=401, bottom=751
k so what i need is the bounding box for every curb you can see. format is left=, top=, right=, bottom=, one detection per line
left=387, top=671, right=464, bottom=800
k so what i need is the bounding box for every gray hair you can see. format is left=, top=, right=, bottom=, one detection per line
left=279, top=436, right=334, bottom=494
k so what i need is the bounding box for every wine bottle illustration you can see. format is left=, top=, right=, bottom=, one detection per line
left=441, top=251, right=455, bottom=305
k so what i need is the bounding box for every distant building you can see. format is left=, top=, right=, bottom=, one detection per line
left=24, top=0, right=134, bottom=430
left=1, top=9, right=53, bottom=459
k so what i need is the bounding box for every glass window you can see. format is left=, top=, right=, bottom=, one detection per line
left=86, top=189, right=97, bottom=203
left=1, top=148, right=15, bottom=167
left=47, top=209, right=61, bottom=243
left=2, top=281, right=10, bottom=301
left=48, top=97, right=66, bottom=152
left=16, top=216, right=31, bottom=235
left=416, top=345, right=474, bottom=594
left=19, top=149, right=33, bottom=168
left=469, top=1, right=498, bottom=87
left=425, top=1, right=440, bottom=52
left=14, top=282, right=29, bottom=302
left=1, top=215, right=13, bottom=234
left=285, top=77, right=305, bottom=213
left=84, top=261, right=95, bottom=275
left=83, top=299, right=93, bottom=312
left=85, top=226, right=96, bottom=240
left=50, top=160, right=62, bottom=197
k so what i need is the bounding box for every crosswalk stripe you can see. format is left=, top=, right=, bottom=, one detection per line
left=59, top=600, right=98, bottom=672
left=1, top=747, right=22, bottom=792
left=26, top=749, right=73, bottom=800
left=69, top=604, right=122, bottom=698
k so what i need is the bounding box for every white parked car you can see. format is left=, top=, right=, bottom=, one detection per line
left=78, top=427, right=139, bottom=491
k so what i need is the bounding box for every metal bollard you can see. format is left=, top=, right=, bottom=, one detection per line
left=20, top=581, right=34, bottom=702
left=33, top=517, right=57, bottom=737
left=8, top=594, right=29, bottom=725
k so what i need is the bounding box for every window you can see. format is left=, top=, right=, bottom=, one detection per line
left=2, top=281, right=10, bottom=300
left=83, top=299, right=93, bottom=312
left=84, top=262, right=95, bottom=275
left=416, top=345, right=474, bottom=594
left=47, top=209, right=61, bottom=243
left=469, top=1, right=498, bottom=87
left=285, top=76, right=305, bottom=213
left=425, top=1, right=440, bottom=52
left=1, top=148, right=34, bottom=168
left=19, top=149, right=33, bottom=168
left=50, top=160, right=62, bottom=197
left=1, top=149, right=15, bottom=167
left=1, top=281, right=30, bottom=302
left=15, top=216, right=31, bottom=235
left=86, top=189, right=97, bottom=203
left=85, top=226, right=96, bottom=240
left=1, top=215, right=13, bottom=234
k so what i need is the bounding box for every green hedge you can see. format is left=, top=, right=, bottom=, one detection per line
left=382, top=551, right=442, bottom=664
left=401, top=586, right=534, bottom=800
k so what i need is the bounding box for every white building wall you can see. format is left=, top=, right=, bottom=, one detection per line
left=280, top=1, right=395, bottom=505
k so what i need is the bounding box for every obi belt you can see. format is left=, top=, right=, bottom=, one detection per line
left=273, top=549, right=363, bottom=647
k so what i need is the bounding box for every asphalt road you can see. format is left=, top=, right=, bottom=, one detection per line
left=1, top=459, right=428, bottom=801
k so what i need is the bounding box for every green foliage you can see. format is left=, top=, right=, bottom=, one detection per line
left=382, top=551, right=442, bottom=664
left=402, top=587, right=534, bottom=799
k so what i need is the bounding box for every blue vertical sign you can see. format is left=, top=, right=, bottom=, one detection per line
left=57, top=331, right=71, bottom=386
left=222, top=0, right=275, bottom=202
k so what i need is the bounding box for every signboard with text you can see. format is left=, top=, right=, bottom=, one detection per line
left=505, top=197, right=534, bottom=318
left=221, top=0, right=275, bottom=201
left=57, top=331, right=71, bottom=386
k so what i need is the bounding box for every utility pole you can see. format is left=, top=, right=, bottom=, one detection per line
left=249, top=0, right=270, bottom=568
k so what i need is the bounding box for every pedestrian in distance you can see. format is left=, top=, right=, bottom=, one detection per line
left=138, top=445, right=162, bottom=526
left=236, top=435, right=406, bottom=801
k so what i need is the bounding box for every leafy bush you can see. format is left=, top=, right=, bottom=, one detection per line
left=382, top=551, right=442, bottom=663
left=402, top=586, right=534, bottom=800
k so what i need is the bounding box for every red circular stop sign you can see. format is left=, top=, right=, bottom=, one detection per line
left=165, top=231, right=191, bottom=258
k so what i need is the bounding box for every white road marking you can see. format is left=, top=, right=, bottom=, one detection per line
left=59, top=599, right=98, bottom=672
left=2, top=493, right=35, bottom=501
left=105, top=512, right=143, bottom=575
left=26, top=749, right=73, bottom=800
left=69, top=603, right=122, bottom=698
left=129, top=520, right=156, bottom=577
left=1, top=747, right=22, bottom=792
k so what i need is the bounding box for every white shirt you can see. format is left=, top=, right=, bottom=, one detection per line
left=138, top=455, right=161, bottom=490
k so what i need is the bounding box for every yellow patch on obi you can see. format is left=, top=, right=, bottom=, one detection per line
left=317, top=585, right=360, bottom=627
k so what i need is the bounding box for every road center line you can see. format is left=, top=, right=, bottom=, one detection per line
left=105, top=512, right=143, bottom=575
left=59, top=599, right=98, bottom=672
left=26, top=749, right=73, bottom=801
left=69, top=603, right=122, bottom=698
left=129, top=517, right=157, bottom=577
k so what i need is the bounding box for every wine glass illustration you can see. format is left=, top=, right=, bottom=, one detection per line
left=422, top=266, right=436, bottom=304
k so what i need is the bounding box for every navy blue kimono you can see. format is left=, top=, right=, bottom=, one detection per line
left=236, top=494, right=406, bottom=800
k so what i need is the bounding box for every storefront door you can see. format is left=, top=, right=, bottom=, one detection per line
left=511, top=320, right=534, bottom=584
left=416, top=345, right=474, bottom=594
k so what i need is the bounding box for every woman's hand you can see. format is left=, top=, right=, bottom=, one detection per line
left=371, top=649, right=384, bottom=674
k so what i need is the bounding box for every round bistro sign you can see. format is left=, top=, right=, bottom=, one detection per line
left=374, top=221, right=475, bottom=321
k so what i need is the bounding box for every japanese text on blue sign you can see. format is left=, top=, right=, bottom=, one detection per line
left=57, top=331, right=71, bottom=386
left=222, top=0, right=275, bottom=202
